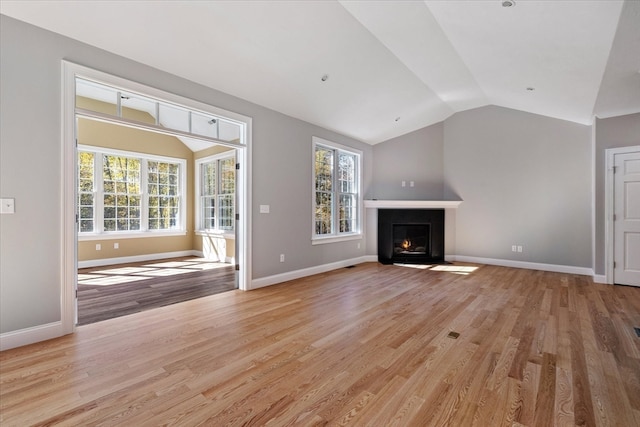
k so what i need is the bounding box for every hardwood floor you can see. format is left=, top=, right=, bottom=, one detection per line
left=77, top=257, right=236, bottom=325
left=1, top=262, right=639, bottom=426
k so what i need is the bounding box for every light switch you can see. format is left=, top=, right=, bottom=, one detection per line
left=260, top=205, right=270, bottom=214
left=0, top=198, right=15, bottom=214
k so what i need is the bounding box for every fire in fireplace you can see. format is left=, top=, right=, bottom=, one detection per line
left=393, top=224, right=429, bottom=255
left=378, top=209, right=444, bottom=264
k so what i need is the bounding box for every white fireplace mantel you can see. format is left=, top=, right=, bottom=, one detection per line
left=364, top=200, right=462, bottom=209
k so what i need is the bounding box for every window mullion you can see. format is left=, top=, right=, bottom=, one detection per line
left=331, top=149, right=340, bottom=235
left=215, top=159, right=221, bottom=230
left=96, top=153, right=104, bottom=234
left=141, top=159, right=149, bottom=232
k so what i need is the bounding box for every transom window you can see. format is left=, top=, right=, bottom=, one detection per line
left=196, top=153, right=236, bottom=234
left=78, top=146, right=186, bottom=238
left=312, top=137, right=362, bottom=244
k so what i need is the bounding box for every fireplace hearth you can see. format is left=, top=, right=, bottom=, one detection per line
left=378, top=209, right=444, bottom=264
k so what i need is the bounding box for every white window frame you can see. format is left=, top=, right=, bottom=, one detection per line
left=195, top=152, right=236, bottom=239
left=77, top=144, right=187, bottom=240
left=312, top=136, right=363, bottom=245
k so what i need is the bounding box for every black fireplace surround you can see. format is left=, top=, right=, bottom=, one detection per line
left=378, top=208, right=445, bottom=264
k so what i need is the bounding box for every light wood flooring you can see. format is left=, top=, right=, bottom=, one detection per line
left=77, top=257, right=236, bottom=325
left=1, top=262, right=639, bottom=426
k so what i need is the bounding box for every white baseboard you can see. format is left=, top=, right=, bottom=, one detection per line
left=78, top=250, right=201, bottom=268
left=0, top=322, right=65, bottom=351
left=447, top=255, right=594, bottom=276
left=250, top=255, right=376, bottom=290
left=592, top=274, right=608, bottom=284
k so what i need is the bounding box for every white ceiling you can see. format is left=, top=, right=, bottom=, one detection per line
left=2, top=0, right=639, bottom=145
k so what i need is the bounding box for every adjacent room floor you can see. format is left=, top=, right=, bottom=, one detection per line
left=77, top=257, right=236, bottom=325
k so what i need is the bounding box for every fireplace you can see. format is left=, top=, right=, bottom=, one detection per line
left=378, top=209, right=444, bottom=264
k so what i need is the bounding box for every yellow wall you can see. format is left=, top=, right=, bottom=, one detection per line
left=77, top=116, right=195, bottom=261
left=77, top=97, right=237, bottom=263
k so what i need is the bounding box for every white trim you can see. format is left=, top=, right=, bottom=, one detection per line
left=78, top=250, right=205, bottom=269
left=78, top=231, right=187, bottom=241
left=78, top=144, right=188, bottom=235
left=364, top=200, right=462, bottom=209
left=195, top=230, right=235, bottom=240
left=62, top=61, right=77, bottom=335
left=311, top=233, right=362, bottom=245
left=0, top=322, right=64, bottom=352
left=250, top=256, right=374, bottom=290
left=604, top=145, right=640, bottom=284
left=194, top=151, right=236, bottom=234
left=75, top=73, right=251, bottom=136
left=593, top=274, right=607, bottom=284
left=447, top=255, right=593, bottom=276
left=311, top=136, right=364, bottom=242
left=65, top=64, right=252, bottom=303
left=591, top=121, right=597, bottom=283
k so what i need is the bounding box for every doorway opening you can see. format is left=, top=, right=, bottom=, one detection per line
left=62, top=62, right=252, bottom=331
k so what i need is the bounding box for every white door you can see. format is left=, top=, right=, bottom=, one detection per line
left=614, top=151, right=640, bottom=287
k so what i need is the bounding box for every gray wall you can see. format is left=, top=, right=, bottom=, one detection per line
left=594, top=113, right=640, bottom=275
left=443, top=106, right=592, bottom=267
left=371, top=123, right=444, bottom=200
left=0, top=15, right=372, bottom=334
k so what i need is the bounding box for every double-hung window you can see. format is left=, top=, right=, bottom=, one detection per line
left=196, top=153, right=236, bottom=234
left=312, top=137, right=362, bottom=244
left=78, top=146, right=186, bottom=238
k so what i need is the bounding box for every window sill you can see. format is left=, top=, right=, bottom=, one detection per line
left=78, top=230, right=187, bottom=241
left=195, top=230, right=236, bottom=240
left=311, top=233, right=362, bottom=245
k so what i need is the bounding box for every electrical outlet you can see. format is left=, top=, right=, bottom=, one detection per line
left=401, top=181, right=406, bottom=187
left=517, top=246, right=523, bottom=253
left=410, top=181, right=414, bottom=187
left=280, top=254, right=285, bottom=262
left=512, top=245, right=517, bottom=252
left=96, top=244, right=101, bottom=251
left=114, top=243, right=119, bottom=249
left=0, top=198, right=15, bottom=214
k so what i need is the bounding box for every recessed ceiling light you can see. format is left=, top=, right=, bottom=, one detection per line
left=502, top=0, right=515, bottom=7
left=321, top=74, right=329, bottom=82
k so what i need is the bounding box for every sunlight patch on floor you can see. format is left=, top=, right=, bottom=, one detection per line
left=79, top=258, right=232, bottom=286
left=393, top=263, right=433, bottom=270
left=430, top=265, right=479, bottom=275
left=94, top=267, right=156, bottom=275
left=78, top=275, right=151, bottom=286
left=393, top=263, right=479, bottom=275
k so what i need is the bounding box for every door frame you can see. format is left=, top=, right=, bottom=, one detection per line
left=604, top=145, right=640, bottom=284
left=61, top=61, right=252, bottom=335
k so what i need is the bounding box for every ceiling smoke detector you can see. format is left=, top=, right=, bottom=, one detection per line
left=502, top=0, right=515, bottom=7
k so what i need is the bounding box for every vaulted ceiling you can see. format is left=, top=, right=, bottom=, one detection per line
left=2, top=0, right=639, bottom=144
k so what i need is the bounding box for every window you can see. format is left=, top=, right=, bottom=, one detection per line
left=312, top=137, right=362, bottom=243
left=102, top=154, right=141, bottom=231
left=78, top=146, right=186, bottom=238
left=196, top=153, right=236, bottom=234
